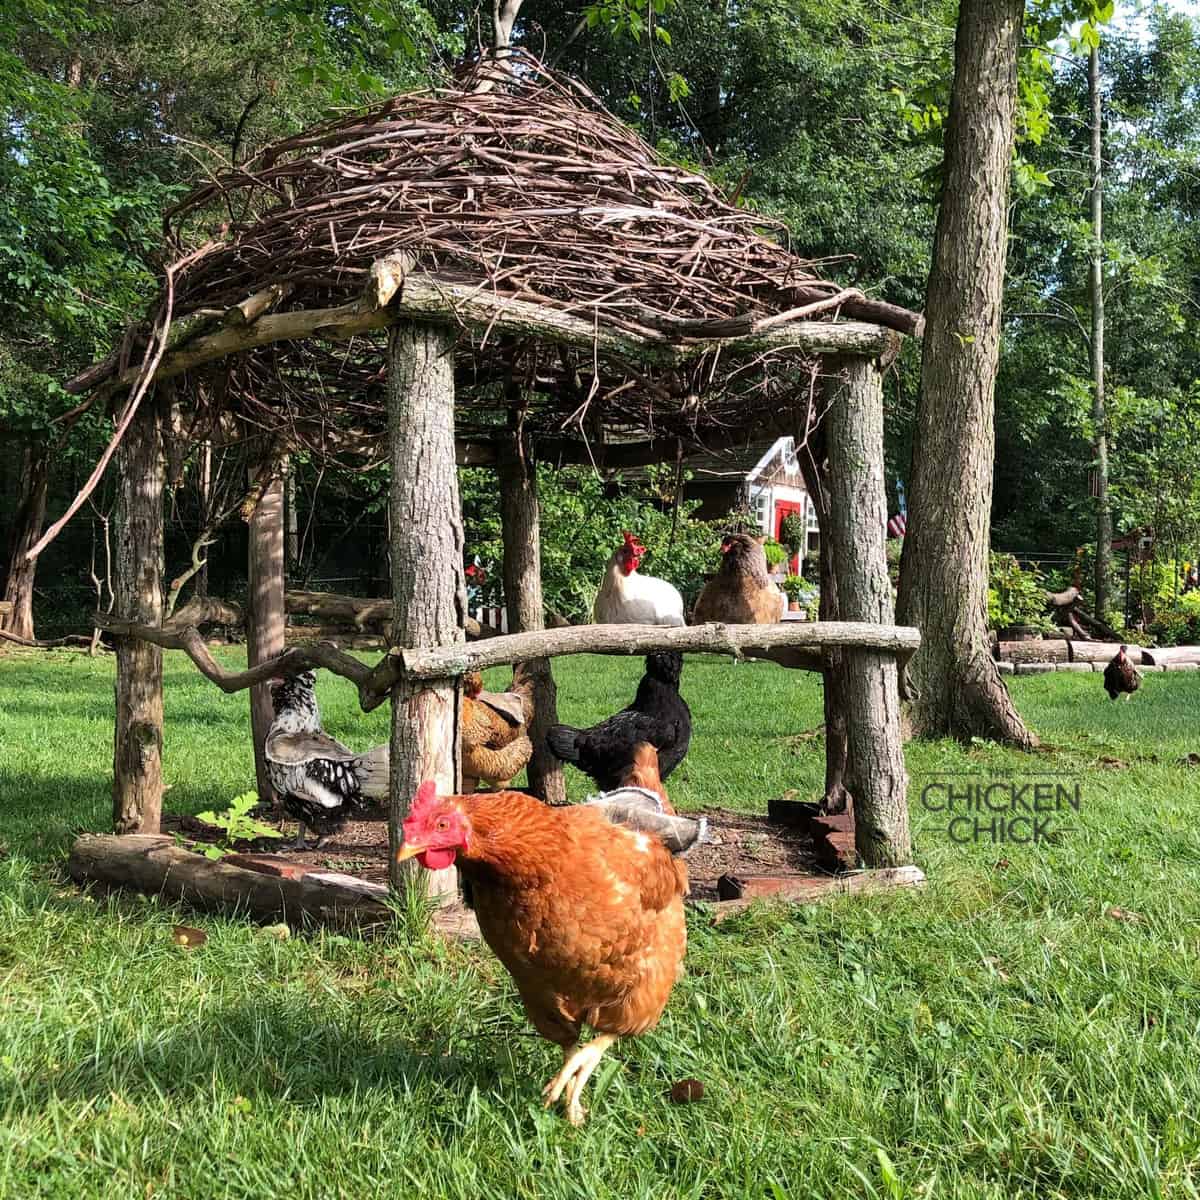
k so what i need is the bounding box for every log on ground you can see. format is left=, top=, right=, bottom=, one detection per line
left=1141, top=645, right=1200, bottom=667
left=68, top=834, right=394, bottom=931
left=996, top=639, right=1069, bottom=664
left=1068, top=640, right=1139, bottom=664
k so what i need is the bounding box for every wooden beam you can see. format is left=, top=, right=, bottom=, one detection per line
left=112, top=399, right=165, bottom=834
left=394, top=620, right=921, bottom=682
left=387, top=320, right=464, bottom=900
left=823, top=357, right=912, bottom=868
left=78, top=271, right=901, bottom=405
left=94, top=613, right=381, bottom=703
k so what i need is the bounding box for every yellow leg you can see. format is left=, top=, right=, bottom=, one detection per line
left=541, top=1034, right=616, bottom=1126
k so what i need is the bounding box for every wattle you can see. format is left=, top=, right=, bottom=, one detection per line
left=418, top=847, right=457, bottom=870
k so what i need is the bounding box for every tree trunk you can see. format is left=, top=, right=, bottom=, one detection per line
left=895, top=0, right=1036, bottom=749
left=113, top=401, right=165, bottom=834
left=246, top=464, right=285, bottom=805
left=823, top=357, right=911, bottom=867
left=796, top=427, right=851, bottom=814
left=1089, top=42, right=1112, bottom=619
left=196, top=441, right=212, bottom=599
left=387, top=322, right=465, bottom=898
left=498, top=434, right=566, bottom=803
left=285, top=459, right=300, bottom=569
left=1, top=442, right=50, bottom=642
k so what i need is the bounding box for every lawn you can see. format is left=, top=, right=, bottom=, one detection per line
left=1, top=649, right=1199, bottom=1199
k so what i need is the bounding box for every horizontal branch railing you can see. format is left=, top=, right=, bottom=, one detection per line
left=95, top=613, right=920, bottom=713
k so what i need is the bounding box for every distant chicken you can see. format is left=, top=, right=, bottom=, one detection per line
left=592, top=532, right=685, bottom=626
left=1103, top=645, right=1142, bottom=701
left=692, top=532, right=786, bottom=625
left=547, top=652, right=691, bottom=791
left=461, top=665, right=535, bottom=792
left=265, top=671, right=389, bottom=849
left=396, top=780, right=705, bottom=1124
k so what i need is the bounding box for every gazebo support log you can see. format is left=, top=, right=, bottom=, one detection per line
left=387, top=321, right=465, bottom=898
left=498, top=433, right=565, bottom=803
left=113, top=398, right=165, bottom=834
left=246, top=464, right=286, bottom=806
left=797, top=422, right=851, bottom=814
left=823, top=357, right=912, bottom=867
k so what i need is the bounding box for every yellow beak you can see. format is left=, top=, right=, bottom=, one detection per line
left=395, top=842, right=425, bottom=863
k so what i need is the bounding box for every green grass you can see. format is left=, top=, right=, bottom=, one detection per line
left=2, top=650, right=1200, bottom=1199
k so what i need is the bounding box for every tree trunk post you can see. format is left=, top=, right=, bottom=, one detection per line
left=387, top=321, right=465, bottom=899
left=498, top=432, right=566, bottom=803
left=822, top=356, right=911, bottom=867
left=113, top=400, right=165, bottom=834
left=1089, top=42, right=1111, bottom=619
left=796, top=429, right=851, bottom=814
left=894, top=0, right=1035, bottom=749
left=246, top=464, right=286, bottom=805
left=1, top=441, right=50, bottom=642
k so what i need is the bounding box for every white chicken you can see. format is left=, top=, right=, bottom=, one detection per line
left=592, top=532, right=685, bottom=626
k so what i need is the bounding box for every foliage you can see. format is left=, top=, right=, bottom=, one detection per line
left=194, top=791, right=282, bottom=858
left=460, top=464, right=725, bottom=620
left=987, top=553, right=1053, bottom=633
left=782, top=574, right=817, bottom=609
left=761, top=538, right=788, bottom=570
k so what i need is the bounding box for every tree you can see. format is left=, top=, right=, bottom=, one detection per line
left=896, top=0, right=1036, bottom=747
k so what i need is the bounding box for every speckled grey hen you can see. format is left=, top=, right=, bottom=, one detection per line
left=265, top=671, right=389, bottom=849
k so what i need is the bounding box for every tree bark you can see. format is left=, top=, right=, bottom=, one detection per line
left=1, top=442, right=50, bottom=642
left=1089, top=43, right=1112, bottom=618
left=823, top=358, right=911, bottom=867
left=285, top=458, right=300, bottom=568
left=388, top=322, right=465, bottom=898
left=498, top=434, right=566, bottom=803
left=246, top=463, right=286, bottom=805
left=796, top=426, right=851, bottom=814
left=895, top=0, right=1036, bottom=749
left=113, top=401, right=165, bottom=834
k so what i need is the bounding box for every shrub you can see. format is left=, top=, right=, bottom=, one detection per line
left=779, top=512, right=807, bottom=556
left=988, top=553, right=1053, bottom=633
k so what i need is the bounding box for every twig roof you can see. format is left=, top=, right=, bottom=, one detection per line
left=75, top=54, right=922, bottom=468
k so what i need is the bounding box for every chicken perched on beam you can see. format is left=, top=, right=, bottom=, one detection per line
left=397, top=780, right=704, bottom=1125
left=692, top=532, right=786, bottom=625
left=592, top=532, right=685, bottom=626
left=265, top=671, right=388, bottom=849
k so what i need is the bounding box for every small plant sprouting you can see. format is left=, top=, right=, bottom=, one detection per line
left=194, top=792, right=283, bottom=859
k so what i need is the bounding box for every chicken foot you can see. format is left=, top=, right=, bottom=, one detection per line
left=542, top=1034, right=617, bottom=1126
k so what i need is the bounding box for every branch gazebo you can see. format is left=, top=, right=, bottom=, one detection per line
left=65, top=58, right=923, bottom=898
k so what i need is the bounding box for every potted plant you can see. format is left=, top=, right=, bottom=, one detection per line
left=782, top=574, right=806, bottom=613
left=763, top=538, right=789, bottom=578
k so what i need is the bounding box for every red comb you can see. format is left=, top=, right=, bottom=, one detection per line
left=406, top=780, right=439, bottom=822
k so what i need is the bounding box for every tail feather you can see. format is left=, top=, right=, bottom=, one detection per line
left=354, top=742, right=391, bottom=801
left=546, top=724, right=582, bottom=764
left=510, top=661, right=537, bottom=725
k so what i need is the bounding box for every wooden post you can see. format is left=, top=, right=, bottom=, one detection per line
left=498, top=433, right=566, bottom=803
left=113, top=399, right=165, bottom=833
left=387, top=321, right=464, bottom=898
left=246, top=464, right=286, bottom=805
left=822, top=356, right=911, bottom=867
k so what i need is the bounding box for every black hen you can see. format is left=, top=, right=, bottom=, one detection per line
left=1103, top=645, right=1142, bottom=701
left=546, top=651, right=691, bottom=791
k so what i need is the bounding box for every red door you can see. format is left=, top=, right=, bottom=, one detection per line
left=774, top=500, right=804, bottom=573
